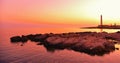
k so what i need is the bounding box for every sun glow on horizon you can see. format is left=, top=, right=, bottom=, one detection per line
left=1, top=0, right=120, bottom=27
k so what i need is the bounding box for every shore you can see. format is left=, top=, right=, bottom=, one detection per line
left=82, top=26, right=120, bottom=29
left=10, top=31, right=120, bottom=56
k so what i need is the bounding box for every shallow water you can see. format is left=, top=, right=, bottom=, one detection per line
left=1, top=27, right=120, bottom=63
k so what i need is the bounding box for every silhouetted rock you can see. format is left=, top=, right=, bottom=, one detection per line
left=10, top=31, right=120, bottom=56
left=116, top=48, right=119, bottom=50
left=34, top=34, right=49, bottom=42
left=105, top=36, right=116, bottom=40
left=26, top=34, right=34, bottom=41
left=26, top=34, right=42, bottom=42
left=21, top=35, right=28, bottom=42
left=116, top=31, right=120, bottom=33
left=10, top=36, right=21, bottom=42
left=46, top=35, right=115, bottom=56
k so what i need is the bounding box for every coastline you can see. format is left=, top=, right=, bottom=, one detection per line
left=82, top=26, right=120, bottom=29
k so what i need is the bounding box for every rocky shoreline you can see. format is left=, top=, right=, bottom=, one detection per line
left=10, top=31, right=120, bottom=56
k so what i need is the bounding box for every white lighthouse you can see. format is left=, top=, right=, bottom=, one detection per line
left=100, top=15, right=103, bottom=26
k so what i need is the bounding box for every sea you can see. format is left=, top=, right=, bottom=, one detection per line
left=1, top=27, right=120, bottom=63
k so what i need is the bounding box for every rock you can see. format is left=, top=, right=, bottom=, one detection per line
left=10, top=32, right=116, bottom=56
left=26, top=34, right=35, bottom=41
left=71, top=36, right=115, bottom=56
left=46, top=35, right=115, bottom=56
left=116, top=31, right=120, bottom=33
left=34, top=34, right=49, bottom=42
left=46, top=36, right=66, bottom=47
left=109, top=33, right=120, bottom=41
left=21, top=35, right=28, bottom=42
left=10, top=35, right=28, bottom=42
left=105, top=36, right=116, bottom=40
left=116, top=48, right=119, bottom=50
left=10, top=36, right=21, bottom=42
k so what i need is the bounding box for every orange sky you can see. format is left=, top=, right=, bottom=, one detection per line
left=1, top=0, right=120, bottom=28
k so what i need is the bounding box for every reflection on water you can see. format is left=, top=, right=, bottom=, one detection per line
left=1, top=27, right=120, bottom=63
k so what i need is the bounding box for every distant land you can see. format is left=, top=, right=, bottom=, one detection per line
left=82, top=25, right=120, bottom=29
left=82, top=15, right=120, bottom=29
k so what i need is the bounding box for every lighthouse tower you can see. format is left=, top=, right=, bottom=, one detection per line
left=100, top=15, right=103, bottom=27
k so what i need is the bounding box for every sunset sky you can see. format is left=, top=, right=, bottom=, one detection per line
left=1, top=0, right=120, bottom=28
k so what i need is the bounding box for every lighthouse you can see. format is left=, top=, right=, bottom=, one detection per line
left=100, top=15, right=103, bottom=26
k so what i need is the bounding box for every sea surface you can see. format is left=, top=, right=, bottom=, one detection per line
left=1, top=27, right=120, bottom=63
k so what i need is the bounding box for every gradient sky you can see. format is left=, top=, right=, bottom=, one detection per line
left=1, top=0, right=120, bottom=28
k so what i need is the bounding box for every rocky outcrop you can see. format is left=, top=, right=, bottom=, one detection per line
left=45, top=35, right=115, bottom=56
left=10, top=36, right=21, bottom=42
left=10, top=31, right=120, bottom=56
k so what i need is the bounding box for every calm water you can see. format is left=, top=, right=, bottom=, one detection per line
left=1, top=27, right=120, bottom=63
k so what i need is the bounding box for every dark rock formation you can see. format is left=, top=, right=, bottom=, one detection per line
left=10, top=31, right=120, bottom=56
left=10, top=36, right=21, bottom=42
left=45, top=36, right=115, bottom=56
left=21, top=35, right=28, bottom=42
